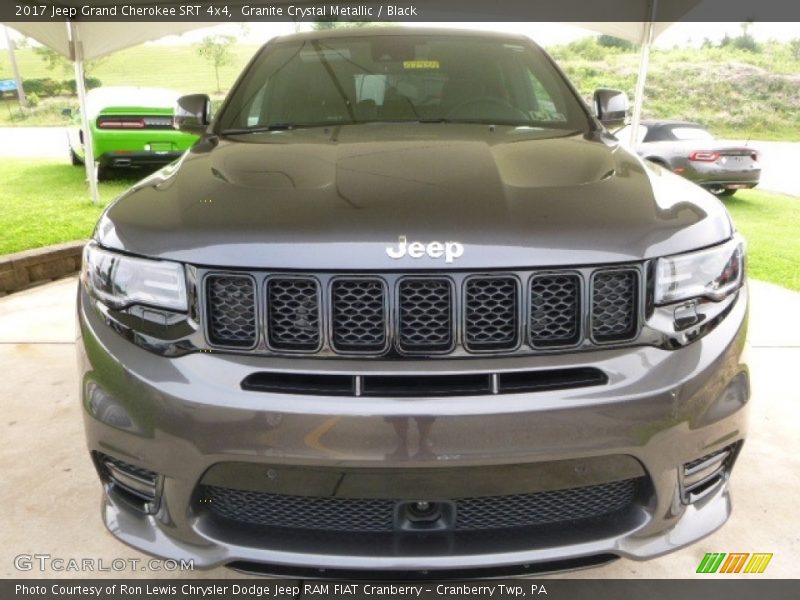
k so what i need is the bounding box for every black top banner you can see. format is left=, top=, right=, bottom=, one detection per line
left=4, top=0, right=800, bottom=22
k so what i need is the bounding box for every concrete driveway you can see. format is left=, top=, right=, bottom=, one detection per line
left=0, top=127, right=69, bottom=159
left=0, top=276, right=798, bottom=579
left=729, top=140, right=800, bottom=198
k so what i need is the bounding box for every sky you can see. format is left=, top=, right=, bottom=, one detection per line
left=2, top=21, right=799, bottom=51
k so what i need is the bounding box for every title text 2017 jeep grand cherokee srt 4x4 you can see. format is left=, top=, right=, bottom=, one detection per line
left=77, top=28, right=749, bottom=578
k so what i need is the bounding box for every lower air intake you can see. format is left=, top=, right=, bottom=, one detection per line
left=199, top=477, right=643, bottom=533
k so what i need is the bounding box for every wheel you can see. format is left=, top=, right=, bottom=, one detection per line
left=707, top=186, right=736, bottom=197
left=69, top=148, right=83, bottom=166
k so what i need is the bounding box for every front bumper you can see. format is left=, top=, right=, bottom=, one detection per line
left=77, top=284, right=749, bottom=577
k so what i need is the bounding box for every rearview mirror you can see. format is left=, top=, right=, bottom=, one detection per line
left=593, top=88, right=629, bottom=128
left=174, top=94, right=211, bottom=134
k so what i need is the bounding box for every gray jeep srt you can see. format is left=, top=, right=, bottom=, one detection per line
left=77, top=28, right=749, bottom=578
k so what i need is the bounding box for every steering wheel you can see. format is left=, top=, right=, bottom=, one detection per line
left=445, top=96, right=529, bottom=121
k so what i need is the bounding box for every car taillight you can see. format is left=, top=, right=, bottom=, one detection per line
left=751, top=151, right=759, bottom=161
left=688, top=150, right=720, bottom=162
left=97, top=117, right=145, bottom=129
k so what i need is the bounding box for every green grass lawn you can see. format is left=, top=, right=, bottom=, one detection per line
left=0, top=159, right=130, bottom=255
left=723, top=189, right=800, bottom=292
left=1, top=159, right=798, bottom=292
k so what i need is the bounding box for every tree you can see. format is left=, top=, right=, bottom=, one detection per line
left=33, top=46, right=71, bottom=74
left=33, top=45, right=106, bottom=77
left=197, top=34, right=235, bottom=93
left=597, top=34, right=637, bottom=51
left=312, top=20, right=373, bottom=30
left=731, top=22, right=759, bottom=53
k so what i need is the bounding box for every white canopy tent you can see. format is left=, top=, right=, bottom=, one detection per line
left=5, top=1, right=698, bottom=203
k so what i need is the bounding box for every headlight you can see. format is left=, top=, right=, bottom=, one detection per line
left=655, top=237, right=744, bottom=305
left=82, top=242, right=187, bottom=311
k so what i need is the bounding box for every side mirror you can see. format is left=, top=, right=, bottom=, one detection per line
left=61, top=108, right=72, bottom=117
left=174, top=94, right=211, bottom=134
left=593, top=88, right=629, bottom=128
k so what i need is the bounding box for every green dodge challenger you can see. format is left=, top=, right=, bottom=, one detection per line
left=67, top=86, right=199, bottom=178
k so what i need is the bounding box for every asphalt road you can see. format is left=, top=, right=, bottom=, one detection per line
left=0, top=127, right=798, bottom=197
left=0, top=276, right=798, bottom=579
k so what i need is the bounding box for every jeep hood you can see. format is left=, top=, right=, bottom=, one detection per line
left=97, top=124, right=732, bottom=269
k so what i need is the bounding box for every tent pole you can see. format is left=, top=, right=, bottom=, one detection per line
left=3, top=25, right=28, bottom=108
left=68, top=21, right=99, bottom=205
left=629, top=2, right=658, bottom=147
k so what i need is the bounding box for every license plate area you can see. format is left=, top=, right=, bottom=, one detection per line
left=145, top=142, right=175, bottom=153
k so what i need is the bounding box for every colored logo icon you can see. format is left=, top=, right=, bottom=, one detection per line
left=697, top=553, right=773, bottom=574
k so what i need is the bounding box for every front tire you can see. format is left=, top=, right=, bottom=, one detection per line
left=69, top=148, right=83, bottom=166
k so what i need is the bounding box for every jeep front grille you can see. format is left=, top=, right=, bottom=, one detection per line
left=266, top=277, right=321, bottom=351
left=331, top=278, right=387, bottom=353
left=529, top=273, right=581, bottom=347
left=591, top=269, right=639, bottom=343
left=397, top=278, right=454, bottom=353
left=202, top=266, right=641, bottom=357
left=205, top=275, right=257, bottom=348
left=464, top=276, right=519, bottom=351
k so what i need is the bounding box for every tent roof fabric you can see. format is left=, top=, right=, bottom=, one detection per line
left=5, top=21, right=214, bottom=60
left=5, top=21, right=676, bottom=61
left=574, top=21, right=674, bottom=44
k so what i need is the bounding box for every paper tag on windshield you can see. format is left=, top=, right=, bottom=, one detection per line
left=403, top=60, right=440, bottom=70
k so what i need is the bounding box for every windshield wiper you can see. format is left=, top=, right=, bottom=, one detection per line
left=219, top=123, right=314, bottom=135
left=414, top=118, right=537, bottom=127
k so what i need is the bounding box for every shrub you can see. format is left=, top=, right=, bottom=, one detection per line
left=63, top=77, right=102, bottom=95
left=790, top=39, right=800, bottom=60
left=22, top=78, right=63, bottom=97
left=732, top=34, right=760, bottom=53
left=597, top=35, right=637, bottom=51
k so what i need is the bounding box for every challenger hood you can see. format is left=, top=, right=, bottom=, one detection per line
left=97, top=124, right=733, bottom=269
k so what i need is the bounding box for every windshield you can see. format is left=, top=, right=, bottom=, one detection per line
left=670, top=126, right=715, bottom=141
left=216, top=34, right=589, bottom=132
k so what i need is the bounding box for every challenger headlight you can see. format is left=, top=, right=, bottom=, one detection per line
left=82, top=242, right=187, bottom=311
left=655, top=236, right=744, bottom=305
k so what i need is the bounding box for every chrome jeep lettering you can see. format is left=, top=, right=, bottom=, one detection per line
left=386, top=236, right=464, bottom=263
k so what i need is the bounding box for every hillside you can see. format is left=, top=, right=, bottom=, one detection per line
left=550, top=39, right=800, bottom=140
left=1, top=38, right=799, bottom=139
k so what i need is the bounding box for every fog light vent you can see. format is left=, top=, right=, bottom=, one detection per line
left=94, top=452, right=159, bottom=511
left=681, top=442, right=741, bottom=504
